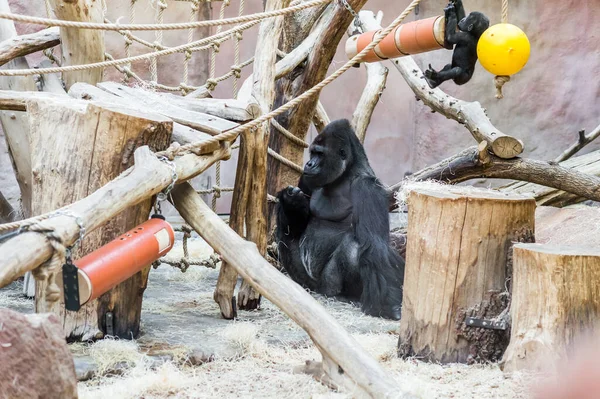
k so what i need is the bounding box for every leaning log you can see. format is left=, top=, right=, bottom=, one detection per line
left=171, top=182, right=410, bottom=398
left=501, top=244, right=600, bottom=372
left=398, top=184, right=536, bottom=363
left=0, top=27, right=60, bottom=68
left=156, top=93, right=260, bottom=122
left=29, top=97, right=171, bottom=340
left=359, top=10, right=523, bottom=159
left=50, top=0, right=105, bottom=89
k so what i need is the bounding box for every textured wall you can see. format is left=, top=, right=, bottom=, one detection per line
left=1, top=0, right=599, bottom=215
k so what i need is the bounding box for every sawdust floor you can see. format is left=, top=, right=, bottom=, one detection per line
left=0, top=236, right=540, bottom=399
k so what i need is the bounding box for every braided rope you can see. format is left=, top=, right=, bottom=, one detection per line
left=271, top=118, right=309, bottom=148
left=268, top=148, right=303, bottom=173
left=151, top=0, right=168, bottom=83
left=501, top=0, right=508, bottom=23
left=182, top=0, right=200, bottom=90
left=0, top=0, right=330, bottom=31
left=162, top=0, right=423, bottom=159
left=495, top=0, right=510, bottom=99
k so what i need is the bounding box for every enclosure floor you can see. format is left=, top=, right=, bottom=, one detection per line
left=0, top=235, right=538, bottom=398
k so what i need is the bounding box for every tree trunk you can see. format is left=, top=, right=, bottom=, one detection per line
left=50, top=0, right=105, bottom=90
left=29, top=97, right=171, bottom=340
left=398, top=184, right=536, bottom=364
left=266, top=0, right=368, bottom=229
left=500, top=244, right=600, bottom=373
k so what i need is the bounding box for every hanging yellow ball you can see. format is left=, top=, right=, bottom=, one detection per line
left=477, top=23, right=530, bottom=76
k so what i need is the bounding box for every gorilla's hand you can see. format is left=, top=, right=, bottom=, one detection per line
left=280, top=186, right=309, bottom=211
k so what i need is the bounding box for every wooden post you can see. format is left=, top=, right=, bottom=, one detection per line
left=501, top=244, right=600, bottom=372
left=49, top=0, right=105, bottom=90
left=29, top=97, right=171, bottom=340
left=398, top=184, right=536, bottom=364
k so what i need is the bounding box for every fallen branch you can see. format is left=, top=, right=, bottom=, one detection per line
left=554, top=123, right=600, bottom=162
left=0, top=142, right=231, bottom=289
left=171, top=182, right=410, bottom=398
left=388, top=145, right=600, bottom=210
left=0, top=27, right=59, bottom=68
left=348, top=11, right=387, bottom=143
left=359, top=10, right=523, bottom=159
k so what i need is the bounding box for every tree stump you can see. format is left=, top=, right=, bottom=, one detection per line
left=398, top=184, right=536, bottom=364
left=29, top=97, right=171, bottom=340
left=501, top=244, right=600, bottom=372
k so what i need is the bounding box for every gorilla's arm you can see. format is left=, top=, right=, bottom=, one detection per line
left=351, top=176, right=404, bottom=320
left=276, top=186, right=310, bottom=239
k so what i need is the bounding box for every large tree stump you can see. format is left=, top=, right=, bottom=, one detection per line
left=501, top=244, right=600, bottom=372
left=398, top=184, right=536, bottom=364
left=29, top=97, right=171, bottom=340
left=0, top=308, right=78, bottom=399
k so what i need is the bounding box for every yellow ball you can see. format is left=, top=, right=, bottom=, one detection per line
left=477, top=23, right=530, bottom=76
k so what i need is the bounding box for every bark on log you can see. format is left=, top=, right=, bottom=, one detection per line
left=501, top=244, right=600, bottom=372
left=348, top=11, right=387, bottom=143
left=554, top=124, right=600, bottom=163
left=358, top=10, right=523, bottom=159
left=267, top=0, right=368, bottom=228
left=171, top=182, right=411, bottom=398
left=29, top=97, right=171, bottom=340
left=68, top=83, right=219, bottom=153
left=398, top=184, right=536, bottom=364
left=50, top=0, right=105, bottom=90
left=0, top=309, right=78, bottom=399
left=0, top=0, right=38, bottom=218
left=388, top=146, right=600, bottom=210
left=0, top=27, right=60, bottom=68
left=99, top=82, right=239, bottom=135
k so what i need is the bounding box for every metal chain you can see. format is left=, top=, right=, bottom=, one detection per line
left=338, top=0, right=363, bottom=32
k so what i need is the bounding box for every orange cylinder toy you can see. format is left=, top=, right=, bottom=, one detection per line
left=58, top=216, right=175, bottom=309
left=345, top=16, right=446, bottom=63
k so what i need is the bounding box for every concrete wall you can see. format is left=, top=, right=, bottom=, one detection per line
left=1, top=0, right=599, bottom=215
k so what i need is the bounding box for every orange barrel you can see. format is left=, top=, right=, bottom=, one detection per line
left=345, top=16, right=446, bottom=63
left=57, top=216, right=175, bottom=308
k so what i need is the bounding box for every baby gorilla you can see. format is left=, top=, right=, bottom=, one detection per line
left=275, top=119, right=405, bottom=320
left=424, top=0, right=490, bottom=88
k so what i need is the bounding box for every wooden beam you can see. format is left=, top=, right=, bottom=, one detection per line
left=49, top=0, right=105, bottom=90
left=0, top=27, right=60, bottom=68
left=359, top=10, right=523, bottom=159
left=0, top=113, right=231, bottom=289
left=312, top=100, right=330, bottom=133
left=171, top=182, right=410, bottom=398
left=99, top=82, right=239, bottom=135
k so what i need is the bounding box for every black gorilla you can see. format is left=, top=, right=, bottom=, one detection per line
left=424, top=0, right=490, bottom=88
left=275, top=119, right=405, bottom=320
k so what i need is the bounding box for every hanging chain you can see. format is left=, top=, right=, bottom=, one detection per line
left=338, top=0, right=363, bottom=33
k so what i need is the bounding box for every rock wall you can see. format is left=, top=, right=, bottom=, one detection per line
left=1, top=0, right=598, bottom=214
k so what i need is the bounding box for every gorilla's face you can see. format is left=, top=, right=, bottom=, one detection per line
left=459, top=12, right=489, bottom=36
left=302, top=129, right=353, bottom=190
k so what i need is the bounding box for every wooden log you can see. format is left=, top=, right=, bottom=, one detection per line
left=501, top=244, right=600, bottom=372
left=68, top=83, right=219, bottom=154
left=398, top=184, right=536, bottom=364
left=49, top=0, right=105, bottom=90
left=535, top=206, right=600, bottom=248
left=0, top=189, right=16, bottom=223
left=99, top=82, right=239, bottom=136
left=36, top=59, right=67, bottom=94
left=388, top=146, right=600, bottom=210
left=267, top=0, right=368, bottom=228
left=554, top=123, right=600, bottom=163
left=0, top=0, right=38, bottom=218
left=171, top=182, right=410, bottom=398
left=236, top=0, right=288, bottom=312
left=357, top=10, right=523, bottom=159
left=312, top=100, right=330, bottom=133
left=156, top=93, right=261, bottom=122
left=0, top=27, right=60, bottom=68
left=29, top=97, right=172, bottom=340
left=348, top=11, right=387, bottom=143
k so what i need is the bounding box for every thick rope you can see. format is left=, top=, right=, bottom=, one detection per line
left=162, top=0, right=422, bottom=159
left=0, top=20, right=260, bottom=76
left=0, top=0, right=330, bottom=31
left=268, top=148, right=303, bottom=173
left=151, top=0, right=168, bottom=83
left=182, top=0, right=200, bottom=90
left=495, top=0, right=510, bottom=99
left=271, top=118, right=309, bottom=148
